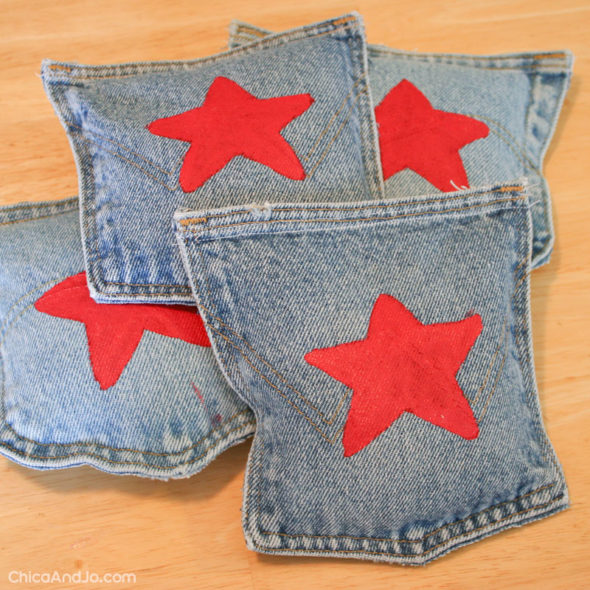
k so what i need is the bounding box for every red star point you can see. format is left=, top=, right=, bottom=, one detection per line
left=147, top=76, right=314, bottom=192
left=305, top=294, right=482, bottom=456
left=375, top=79, right=489, bottom=192
left=35, top=273, right=211, bottom=390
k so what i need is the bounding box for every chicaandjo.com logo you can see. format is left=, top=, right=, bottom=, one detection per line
left=8, top=570, right=136, bottom=584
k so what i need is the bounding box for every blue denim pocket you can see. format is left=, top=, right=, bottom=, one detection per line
left=175, top=181, right=567, bottom=563
left=229, top=22, right=573, bottom=268
left=0, top=199, right=254, bottom=479
left=41, top=13, right=383, bottom=304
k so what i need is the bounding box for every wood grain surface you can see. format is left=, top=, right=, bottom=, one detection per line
left=1, top=1, right=588, bottom=588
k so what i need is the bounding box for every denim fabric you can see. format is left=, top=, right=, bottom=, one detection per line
left=175, top=181, right=568, bottom=564
left=41, top=13, right=383, bottom=304
left=0, top=199, right=255, bottom=479
left=229, top=22, right=573, bottom=268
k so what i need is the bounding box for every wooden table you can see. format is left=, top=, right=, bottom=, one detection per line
left=1, top=1, right=588, bottom=588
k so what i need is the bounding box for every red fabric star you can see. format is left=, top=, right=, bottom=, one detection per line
left=34, top=273, right=211, bottom=390
left=147, top=76, right=314, bottom=192
left=375, top=79, right=489, bottom=192
left=305, top=294, right=482, bottom=456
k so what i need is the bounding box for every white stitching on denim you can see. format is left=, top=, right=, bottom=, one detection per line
left=184, top=196, right=527, bottom=236
left=177, top=185, right=524, bottom=226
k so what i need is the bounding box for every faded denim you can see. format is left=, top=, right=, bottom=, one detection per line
left=175, top=181, right=568, bottom=564
left=41, top=13, right=383, bottom=304
left=0, top=199, right=254, bottom=479
left=229, top=21, right=573, bottom=268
